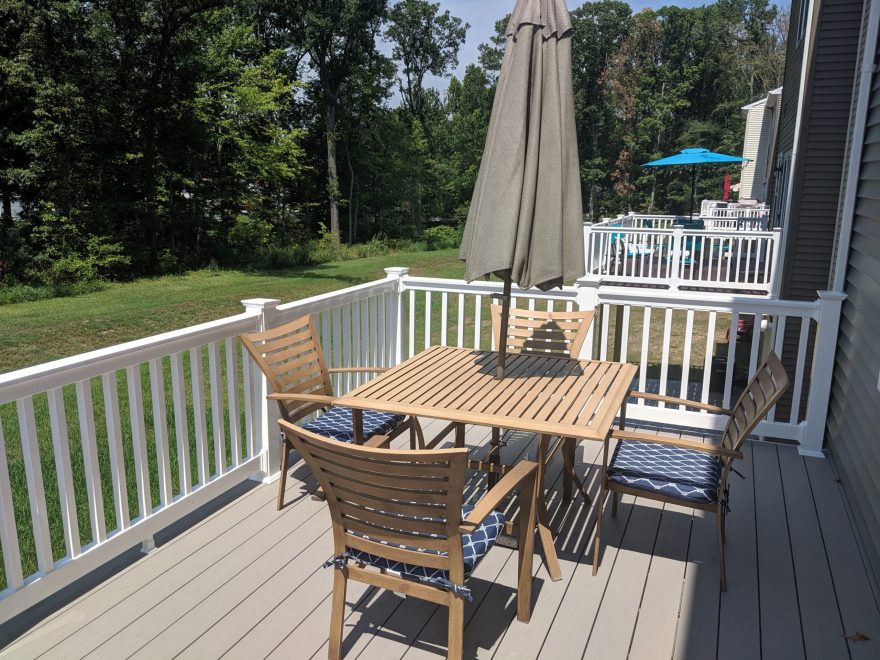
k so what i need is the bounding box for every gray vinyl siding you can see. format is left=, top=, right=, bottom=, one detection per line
left=780, top=0, right=865, bottom=301
left=775, top=0, right=806, bottom=157
left=827, top=29, right=880, bottom=589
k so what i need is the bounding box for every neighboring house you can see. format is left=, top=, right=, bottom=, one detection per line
left=739, top=87, right=782, bottom=204
left=772, top=0, right=880, bottom=588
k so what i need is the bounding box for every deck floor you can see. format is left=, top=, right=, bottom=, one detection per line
left=3, top=418, right=879, bottom=659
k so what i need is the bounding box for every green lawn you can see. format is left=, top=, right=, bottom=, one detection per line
left=0, top=249, right=465, bottom=374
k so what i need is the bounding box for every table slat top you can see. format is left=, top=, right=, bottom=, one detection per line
left=335, top=346, right=638, bottom=441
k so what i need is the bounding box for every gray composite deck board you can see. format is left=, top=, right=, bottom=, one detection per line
left=3, top=423, right=880, bottom=660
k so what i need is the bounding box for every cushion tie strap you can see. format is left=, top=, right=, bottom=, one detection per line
left=730, top=466, right=746, bottom=480
left=320, top=552, right=472, bottom=601
left=322, top=551, right=354, bottom=570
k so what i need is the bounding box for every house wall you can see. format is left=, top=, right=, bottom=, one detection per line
left=779, top=0, right=866, bottom=301
left=827, top=20, right=880, bottom=590
left=740, top=98, right=777, bottom=202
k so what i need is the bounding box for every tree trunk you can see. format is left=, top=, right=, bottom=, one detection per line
left=325, top=104, right=341, bottom=238
left=346, top=140, right=355, bottom=246
left=1, top=186, right=12, bottom=229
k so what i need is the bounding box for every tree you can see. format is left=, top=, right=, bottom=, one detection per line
left=477, top=15, right=509, bottom=79
left=282, top=0, right=387, bottom=239
left=385, top=0, right=467, bottom=152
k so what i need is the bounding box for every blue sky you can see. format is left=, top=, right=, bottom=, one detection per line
left=418, top=1, right=711, bottom=92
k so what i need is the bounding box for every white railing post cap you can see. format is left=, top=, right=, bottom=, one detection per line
left=384, top=267, right=410, bottom=277
left=241, top=298, right=281, bottom=312
left=575, top=274, right=603, bottom=288
left=816, top=290, right=847, bottom=302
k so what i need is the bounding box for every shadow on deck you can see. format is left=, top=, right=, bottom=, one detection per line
left=2, top=419, right=878, bottom=659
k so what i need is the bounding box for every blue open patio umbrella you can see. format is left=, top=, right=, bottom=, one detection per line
left=643, top=148, right=747, bottom=218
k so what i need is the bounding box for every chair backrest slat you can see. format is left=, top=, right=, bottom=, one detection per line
left=240, top=315, right=333, bottom=422
left=280, top=420, right=468, bottom=572
left=722, top=352, right=789, bottom=451
left=491, top=304, right=594, bottom=359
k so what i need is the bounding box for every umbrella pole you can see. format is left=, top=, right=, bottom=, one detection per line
left=496, top=274, right=512, bottom=379
left=689, top=165, right=697, bottom=219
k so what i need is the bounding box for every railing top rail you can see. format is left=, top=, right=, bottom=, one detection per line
left=587, top=225, right=779, bottom=237
left=0, top=310, right=259, bottom=404
left=404, top=275, right=578, bottom=301
left=592, top=283, right=818, bottom=315
left=274, top=276, right=397, bottom=323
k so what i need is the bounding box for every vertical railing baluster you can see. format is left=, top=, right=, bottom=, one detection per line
left=207, top=343, right=226, bottom=476
left=47, top=388, right=81, bottom=558
left=0, top=418, right=24, bottom=589
left=189, top=348, right=210, bottom=486
left=224, top=339, right=242, bottom=467
left=102, top=372, right=130, bottom=529
left=149, top=359, right=173, bottom=505
left=17, top=397, right=54, bottom=572
left=76, top=379, right=106, bottom=541
left=701, top=312, right=717, bottom=406
left=171, top=348, right=192, bottom=495
left=126, top=365, right=152, bottom=518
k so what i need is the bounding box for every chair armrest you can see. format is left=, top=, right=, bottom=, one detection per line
left=611, top=429, right=742, bottom=460
left=627, top=391, right=732, bottom=416
left=267, top=392, right=338, bottom=406
left=327, top=367, right=390, bottom=374
left=459, top=461, right=538, bottom=534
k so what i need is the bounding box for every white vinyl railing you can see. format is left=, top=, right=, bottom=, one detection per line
left=0, top=272, right=400, bottom=622
left=0, top=267, right=844, bottom=620
left=399, top=274, right=841, bottom=457
left=583, top=224, right=781, bottom=293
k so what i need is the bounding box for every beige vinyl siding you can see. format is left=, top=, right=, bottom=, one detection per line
left=827, top=28, right=880, bottom=588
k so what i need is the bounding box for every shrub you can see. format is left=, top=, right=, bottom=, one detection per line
left=424, top=225, right=460, bottom=251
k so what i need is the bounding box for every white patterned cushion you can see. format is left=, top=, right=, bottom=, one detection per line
left=302, top=406, right=403, bottom=443
left=607, top=440, right=723, bottom=504
left=347, top=504, right=505, bottom=582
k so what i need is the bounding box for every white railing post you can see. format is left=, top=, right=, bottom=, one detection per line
left=800, top=290, right=847, bottom=457
left=583, top=223, right=593, bottom=273
left=241, top=298, right=280, bottom=481
left=670, top=225, right=684, bottom=291
left=575, top=275, right=602, bottom=359
left=384, top=267, right=409, bottom=367
left=770, top=230, right=783, bottom=298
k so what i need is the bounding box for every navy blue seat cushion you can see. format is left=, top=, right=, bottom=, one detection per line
left=347, top=504, right=505, bottom=583
left=302, top=406, right=404, bottom=443
left=607, top=440, right=723, bottom=504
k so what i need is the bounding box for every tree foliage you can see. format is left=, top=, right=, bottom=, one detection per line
left=0, top=0, right=787, bottom=288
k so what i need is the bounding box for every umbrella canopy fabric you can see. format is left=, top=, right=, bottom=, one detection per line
left=642, top=148, right=747, bottom=167
left=459, top=0, right=584, bottom=292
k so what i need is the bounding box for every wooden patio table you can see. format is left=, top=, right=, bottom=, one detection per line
left=334, top=345, right=638, bottom=582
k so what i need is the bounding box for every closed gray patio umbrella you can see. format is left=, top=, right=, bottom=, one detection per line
left=459, top=0, right=585, bottom=377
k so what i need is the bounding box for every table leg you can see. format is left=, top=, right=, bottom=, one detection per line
left=454, top=423, right=465, bottom=448
left=488, top=427, right=502, bottom=488
left=536, top=434, right=562, bottom=582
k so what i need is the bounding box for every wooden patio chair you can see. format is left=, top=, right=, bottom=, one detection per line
left=241, top=314, right=424, bottom=510
left=279, top=420, right=539, bottom=660
left=592, top=351, right=789, bottom=590
left=490, top=303, right=595, bottom=504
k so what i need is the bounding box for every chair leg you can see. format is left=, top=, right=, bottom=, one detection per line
left=611, top=490, right=619, bottom=518
left=562, top=439, right=574, bottom=503
left=517, top=471, right=537, bottom=622
left=447, top=596, right=464, bottom=660
left=717, top=511, right=727, bottom=592
left=328, top=567, right=348, bottom=660
left=277, top=437, right=291, bottom=511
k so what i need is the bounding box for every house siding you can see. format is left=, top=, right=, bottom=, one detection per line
left=780, top=0, right=866, bottom=301
left=827, top=27, right=880, bottom=587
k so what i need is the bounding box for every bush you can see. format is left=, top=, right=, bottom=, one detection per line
left=424, top=225, right=460, bottom=251
left=0, top=280, right=107, bottom=306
